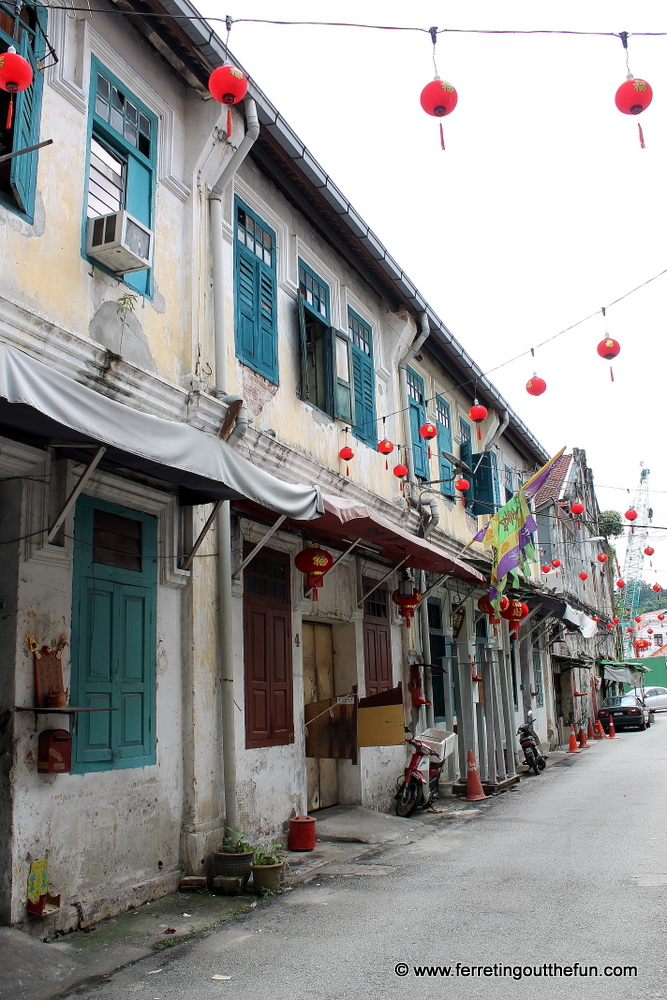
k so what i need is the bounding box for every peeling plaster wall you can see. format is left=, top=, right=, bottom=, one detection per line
left=6, top=463, right=186, bottom=931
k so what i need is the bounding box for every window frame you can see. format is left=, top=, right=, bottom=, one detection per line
left=70, top=495, right=157, bottom=773
left=297, top=259, right=352, bottom=423
left=83, top=57, right=158, bottom=297
left=406, top=367, right=428, bottom=479
left=348, top=307, right=376, bottom=447
left=234, top=196, right=279, bottom=383
left=0, top=1, right=46, bottom=222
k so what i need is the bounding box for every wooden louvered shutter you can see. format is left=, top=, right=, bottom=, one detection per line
left=351, top=346, right=376, bottom=445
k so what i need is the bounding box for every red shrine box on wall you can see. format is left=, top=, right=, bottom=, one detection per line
left=38, top=729, right=72, bottom=774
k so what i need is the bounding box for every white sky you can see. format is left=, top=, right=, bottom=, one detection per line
left=199, top=0, right=667, bottom=582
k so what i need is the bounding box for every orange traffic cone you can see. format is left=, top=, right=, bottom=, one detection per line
left=607, top=716, right=619, bottom=740
left=566, top=724, right=581, bottom=753
left=594, top=720, right=605, bottom=740
left=464, top=750, right=488, bottom=801
left=587, top=717, right=595, bottom=741
left=577, top=725, right=590, bottom=749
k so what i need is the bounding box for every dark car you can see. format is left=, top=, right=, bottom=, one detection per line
left=598, top=695, right=651, bottom=731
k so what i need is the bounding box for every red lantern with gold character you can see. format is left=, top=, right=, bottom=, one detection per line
left=208, top=64, right=248, bottom=138
left=644, top=546, right=655, bottom=556
left=615, top=78, right=652, bottom=115
left=500, top=598, right=529, bottom=637
left=478, top=594, right=509, bottom=636
left=659, top=614, right=665, bottom=621
left=597, top=553, right=608, bottom=563
left=653, top=583, right=662, bottom=593
left=419, top=422, right=437, bottom=459
left=597, top=338, right=620, bottom=360
left=455, top=478, right=469, bottom=492
left=526, top=376, right=546, bottom=396
left=294, top=544, right=334, bottom=601
left=392, top=588, right=423, bottom=627
left=378, top=439, right=394, bottom=469
left=551, top=559, right=561, bottom=568
left=634, top=638, right=651, bottom=651
left=420, top=78, right=458, bottom=117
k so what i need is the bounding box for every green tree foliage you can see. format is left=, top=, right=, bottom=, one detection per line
left=599, top=510, right=623, bottom=538
left=630, top=580, right=667, bottom=615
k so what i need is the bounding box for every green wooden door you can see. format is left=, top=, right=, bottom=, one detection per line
left=71, top=496, right=157, bottom=772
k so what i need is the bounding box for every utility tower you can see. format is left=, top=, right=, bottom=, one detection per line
left=620, top=465, right=651, bottom=655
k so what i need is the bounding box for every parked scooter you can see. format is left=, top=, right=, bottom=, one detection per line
left=395, top=729, right=445, bottom=817
left=517, top=712, right=547, bottom=775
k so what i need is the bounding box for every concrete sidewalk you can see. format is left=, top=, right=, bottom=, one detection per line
left=0, top=739, right=608, bottom=1000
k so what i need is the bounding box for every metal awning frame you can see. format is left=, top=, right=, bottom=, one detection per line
left=47, top=445, right=107, bottom=543
left=356, top=557, right=408, bottom=608
left=233, top=515, right=287, bottom=580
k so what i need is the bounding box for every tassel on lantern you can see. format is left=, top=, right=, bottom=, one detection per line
left=226, top=107, right=232, bottom=139
left=638, top=122, right=645, bottom=148
left=440, top=122, right=445, bottom=150
left=6, top=94, right=13, bottom=130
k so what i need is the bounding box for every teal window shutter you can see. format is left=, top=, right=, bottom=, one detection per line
left=459, top=419, right=476, bottom=510
left=407, top=368, right=428, bottom=478
left=470, top=450, right=501, bottom=517
left=435, top=396, right=454, bottom=496
left=1, top=5, right=46, bottom=221
left=235, top=199, right=278, bottom=383
left=71, top=496, right=157, bottom=773
left=85, top=60, right=157, bottom=296
left=349, top=309, right=376, bottom=446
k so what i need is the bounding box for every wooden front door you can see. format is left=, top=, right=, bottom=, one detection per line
left=303, top=622, right=338, bottom=811
left=362, top=582, right=392, bottom=698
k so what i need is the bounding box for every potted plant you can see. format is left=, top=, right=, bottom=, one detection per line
left=251, top=843, right=285, bottom=893
left=212, top=828, right=255, bottom=887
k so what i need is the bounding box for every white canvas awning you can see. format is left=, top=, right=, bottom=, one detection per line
left=0, top=343, right=322, bottom=519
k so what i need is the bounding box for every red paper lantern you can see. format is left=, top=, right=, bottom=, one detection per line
left=644, top=546, right=655, bottom=556
left=615, top=78, right=653, bottom=115
left=579, top=572, right=588, bottom=581
left=597, top=553, right=608, bottom=563
left=551, top=559, right=561, bottom=568
left=625, top=509, right=637, bottom=521
left=526, top=376, right=546, bottom=396
left=653, top=584, right=662, bottom=592
left=616, top=579, right=626, bottom=588
left=420, top=78, right=458, bottom=117
left=392, top=588, right=423, bottom=626
left=468, top=402, right=488, bottom=440
left=477, top=595, right=509, bottom=623
left=592, top=616, right=600, bottom=622
left=208, top=64, right=248, bottom=138
left=541, top=565, right=551, bottom=574
left=378, top=439, right=394, bottom=455
left=613, top=617, right=620, bottom=623
left=419, top=423, right=437, bottom=440
left=393, top=464, right=408, bottom=478
left=658, top=614, right=665, bottom=621
left=634, top=638, right=651, bottom=651
left=570, top=502, right=584, bottom=515
left=606, top=623, right=615, bottom=629
left=208, top=64, right=248, bottom=105
left=626, top=627, right=634, bottom=632
left=455, top=478, right=469, bottom=492
left=500, top=598, right=529, bottom=636
left=339, top=446, right=354, bottom=461
left=634, top=617, right=642, bottom=623
left=648, top=629, right=654, bottom=634
left=597, top=338, right=620, bottom=360
left=0, top=46, right=33, bottom=93
left=294, top=544, right=334, bottom=601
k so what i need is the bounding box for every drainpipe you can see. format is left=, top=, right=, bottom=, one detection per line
left=397, top=311, right=430, bottom=493
left=397, top=312, right=431, bottom=728
left=209, top=97, right=260, bottom=835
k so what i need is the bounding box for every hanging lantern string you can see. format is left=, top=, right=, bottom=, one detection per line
left=619, top=30, right=632, bottom=77
left=430, top=25, right=439, bottom=74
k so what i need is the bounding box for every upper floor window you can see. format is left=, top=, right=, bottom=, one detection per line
left=297, top=260, right=352, bottom=424
left=234, top=198, right=278, bottom=383
left=435, top=395, right=454, bottom=498
left=85, top=62, right=157, bottom=297
left=504, top=464, right=514, bottom=503
left=407, top=368, right=428, bottom=479
left=0, top=1, right=46, bottom=222
left=348, top=308, right=376, bottom=447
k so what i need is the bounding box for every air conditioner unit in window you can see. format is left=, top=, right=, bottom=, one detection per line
left=86, top=210, right=153, bottom=273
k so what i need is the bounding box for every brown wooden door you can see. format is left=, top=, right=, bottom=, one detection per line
left=363, top=582, right=392, bottom=698
left=244, top=548, right=293, bottom=749
left=303, top=622, right=338, bottom=810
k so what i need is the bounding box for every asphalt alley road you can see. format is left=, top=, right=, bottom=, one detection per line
left=67, top=720, right=667, bottom=1000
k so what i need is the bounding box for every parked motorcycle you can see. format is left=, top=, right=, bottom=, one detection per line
left=517, top=712, right=547, bottom=775
left=395, top=729, right=445, bottom=817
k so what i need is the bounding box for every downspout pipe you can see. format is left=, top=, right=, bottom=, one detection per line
left=209, top=97, right=259, bottom=836
left=484, top=408, right=510, bottom=452
left=397, top=312, right=431, bottom=727
left=397, top=311, right=430, bottom=491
